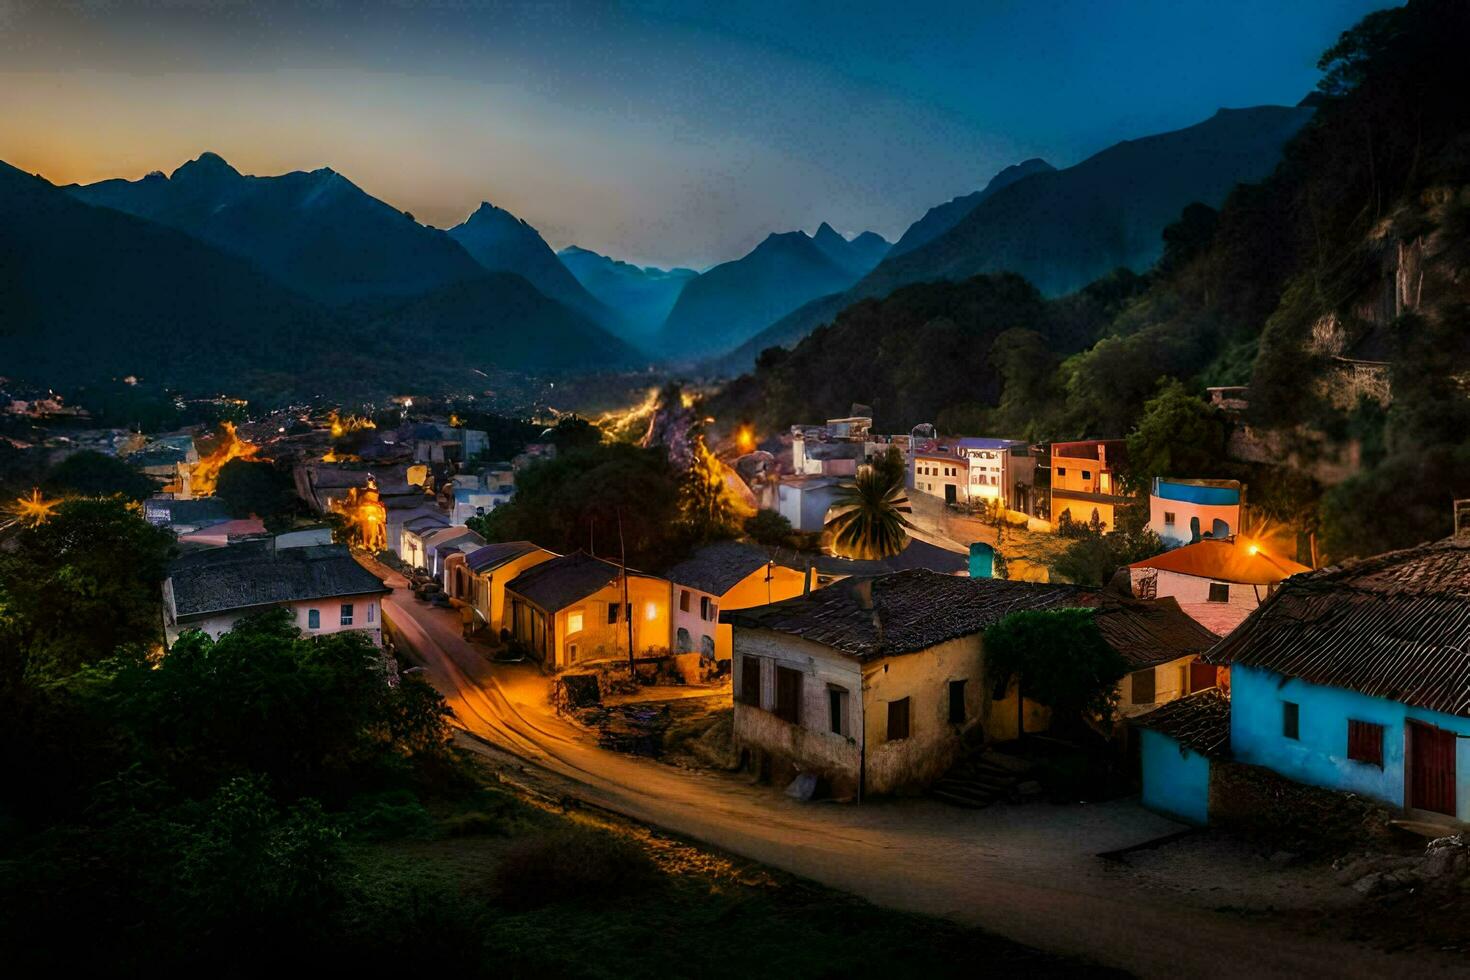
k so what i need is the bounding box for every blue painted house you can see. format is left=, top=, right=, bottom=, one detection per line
left=1147, top=478, right=1243, bottom=549
left=1136, top=689, right=1230, bottom=825
left=1209, top=537, right=1470, bottom=823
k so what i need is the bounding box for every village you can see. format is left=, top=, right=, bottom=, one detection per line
left=0, top=374, right=1440, bottom=965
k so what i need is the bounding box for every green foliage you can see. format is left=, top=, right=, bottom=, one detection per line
left=0, top=497, right=174, bottom=679
left=680, top=437, right=742, bottom=544
left=215, top=457, right=298, bottom=523
left=984, top=608, right=1128, bottom=724
left=1123, top=379, right=1231, bottom=493
left=1052, top=526, right=1164, bottom=587
left=548, top=415, right=603, bottom=452
left=469, top=442, right=683, bottom=568
left=492, top=825, right=658, bottom=909
left=744, top=508, right=794, bottom=547
left=825, top=464, right=915, bottom=560
left=42, top=450, right=158, bottom=501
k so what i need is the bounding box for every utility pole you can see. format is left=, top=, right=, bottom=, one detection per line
left=618, top=507, right=634, bottom=679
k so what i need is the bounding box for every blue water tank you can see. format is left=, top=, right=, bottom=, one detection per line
left=969, top=542, right=995, bottom=579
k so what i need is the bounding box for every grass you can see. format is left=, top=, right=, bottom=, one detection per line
left=336, top=767, right=1127, bottom=979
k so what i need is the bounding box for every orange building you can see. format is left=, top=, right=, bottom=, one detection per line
left=1049, top=439, right=1129, bottom=531
left=505, top=552, right=672, bottom=669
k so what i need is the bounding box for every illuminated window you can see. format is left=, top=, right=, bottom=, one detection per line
left=307, top=608, right=320, bottom=630
left=340, top=603, right=353, bottom=627
left=567, top=609, right=584, bottom=633
left=645, top=601, right=658, bottom=621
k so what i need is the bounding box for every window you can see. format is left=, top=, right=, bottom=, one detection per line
left=1056, top=467, right=1067, bottom=477
left=307, top=608, right=320, bottom=630
left=607, top=602, right=619, bottom=624
left=887, top=698, right=910, bottom=741
left=567, top=609, right=584, bottom=633
left=828, top=686, right=850, bottom=736
left=948, top=679, right=967, bottom=724
left=1163, top=511, right=1176, bottom=526
left=739, top=656, right=762, bottom=706
left=775, top=666, right=802, bottom=724
left=367, top=603, right=375, bottom=624
left=340, top=602, right=354, bottom=627
left=1208, top=582, right=1230, bottom=603
left=700, top=596, right=713, bottom=620
left=700, top=634, right=715, bottom=658
left=1282, top=701, right=1299, bottom=740
left=1131, top=668, right=1156, bottom=705
left=679, top=589, right=691, bottom=612
left=1348, top=719, right=1384, bottom=767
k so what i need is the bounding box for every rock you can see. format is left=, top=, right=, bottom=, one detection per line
left=785, top=772, right=820, bottom=801
left=1335, top=856, right=1377, bottom=885
left=1352, top=871, right=1398, bottom=896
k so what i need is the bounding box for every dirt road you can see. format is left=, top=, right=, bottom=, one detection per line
left=369, top=558, right=1461, bottom=979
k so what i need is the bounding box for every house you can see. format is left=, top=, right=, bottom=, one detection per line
left=1135, top=689, right=1231, bottom=825
left=505, top=552, right=672, bottom=669
left=790, top=416, right=873, bottom=476
left=458, top=541, right=558, bottom=636
left=1049, top=439, right=1129, bottom=531
left=911, top=437, right=1033, bottom=510
left=163, top=542, right=389, bottom=647
left=421, top=525, right=485, bottom=580
left=399, top=513, right=450, bottom=569
left=775, top=474, right=846, bottom=532
left=176, top=517, right=268, bottom=548
left=1096, top=595, right=1223, bottom=718
left=383, top=501, right=445, bottom=562
left=451, top=464, right=516, bottom=523
left=663, top=541, right=815, bottom=663
left=723, top=570, right=1089, bottom=798
left=1129, top=537, right=1311, bottom=635
left=1208, top=536, right=1470, bottom=822
left=1148, top=478, right=1244, bottom=548
left=143, top=495, right=231, bottom=534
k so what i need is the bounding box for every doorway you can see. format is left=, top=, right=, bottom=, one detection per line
left=1409, top=721, right=1457, bottom=817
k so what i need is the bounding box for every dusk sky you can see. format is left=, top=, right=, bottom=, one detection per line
left=0, top=0, right=1388, bottom=268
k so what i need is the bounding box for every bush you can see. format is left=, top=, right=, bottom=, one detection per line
left=744, top=508, right=793, bottom=546
left=492, top=826, right=658, bottom=908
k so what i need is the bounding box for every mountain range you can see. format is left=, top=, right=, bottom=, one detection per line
left=556, top=246, right=699, bottom=343
left=657, top=224, right=890, bottom=360
left=719, top=104, right=1314, bottom=370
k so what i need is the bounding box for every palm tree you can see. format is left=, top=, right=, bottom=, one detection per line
left=825, top=463, right=915, bottom=560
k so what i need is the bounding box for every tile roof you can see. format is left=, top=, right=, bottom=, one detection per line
left=1094, top=595, right=1222, bottom=668
left=422, top=526, right=484, bottom=553
left=664, top=541, right=776, bottom=595
left=1206, top=536, right=1470, bottom=718
left=1130, top=538, right=1311, bottom=586
left=813, top=537, right=968, bottom=577
left=506, top=551, right=644, bottom=612
left=722, top=568, right=1093, bottom=661
left=169, top=543, right=388, bottom=620
left=465, top=540, right=546, bottom=574
left=1133, top=689, right=1231, bottom=758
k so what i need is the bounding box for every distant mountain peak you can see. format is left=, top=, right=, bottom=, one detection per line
left=171, top=151, right=241, bottom=182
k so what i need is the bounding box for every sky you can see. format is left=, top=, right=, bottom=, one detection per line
left=0, top=0, right=1390, bottom=269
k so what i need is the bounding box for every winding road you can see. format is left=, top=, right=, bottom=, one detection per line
left=367, top=557, right=1461, bottom=979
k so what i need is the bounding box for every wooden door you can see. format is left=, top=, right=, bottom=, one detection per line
left=1409, top=721, right=1457, bottom=817
left=1189, top=660, right=1217, bottom=693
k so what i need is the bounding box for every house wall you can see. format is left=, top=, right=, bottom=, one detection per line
left=672, top=584, right=720, bottom=657
left=552, top=575, right=671, bottom=669
left=1118, top=654, right=1199, bottom=718
left=1051, top=492, right=1117, bottom=531
left=731, top=629, right=865, bottom=797
left=473, top=550, right=556, bottom=636
left=1231, top=664, right=1470, bottom=821
left=1149, top=496, right=1241, bottom=548
left=777, top=482, right=842, bottom=532
left=860, top=635, right=987, bottom=795
left=912, top=454, right=966, bottom=503
left=169, top=594, right=383, bottom=647
left=1140, top=729, right=1212, bottom=825
left=675, top=564, right=812, bottom=663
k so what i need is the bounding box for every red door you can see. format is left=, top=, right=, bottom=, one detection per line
left=1188, top=660, right=1217, bottom=693
left=1409, top=722, right=1457, bottom=817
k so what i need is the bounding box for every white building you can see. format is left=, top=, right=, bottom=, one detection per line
left=1129, top=538, right=1311, bottom=635
left=1148, top=478, right=1244, bottom=549
left=163, top=542, right=389, bottom=647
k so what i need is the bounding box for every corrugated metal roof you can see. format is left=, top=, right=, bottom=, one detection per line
left=1207, top=537, right=1470, bottom=718
left=1133, top=689, right=1231, bottom=758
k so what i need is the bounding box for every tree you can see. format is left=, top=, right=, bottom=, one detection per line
left=1052, top=525, right=1164, bottom=587
left=825, top=464, right=915, bottom=560
left=680, top=437, right=741, bottom=544
left=548, top=415, right=602, bottom=452
left=215, top=458, right=298, bottom=525
left=744, top=509, right=793, bottom=547
left=0, top=497, right=174, bottom=680
left=42, top=450, right=159, bottom=501
left=984, top=608, right=1128, bottom=733
left=1123, top=379, right=1231, bottom=493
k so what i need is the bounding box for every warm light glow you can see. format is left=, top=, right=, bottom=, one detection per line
left=11, top=488, right=60, bottom=527
left=328, top=409, right=376, bottom=439
left=329, top=479, right=388, bottom=552
left=188, top=422, right=261, bottom=496
left=645, top=602, right=658, bottom=621
left=736, top=425, right=757, bottom=453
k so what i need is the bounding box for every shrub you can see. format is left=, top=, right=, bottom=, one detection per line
left=491, top=826, right=657, bottom=908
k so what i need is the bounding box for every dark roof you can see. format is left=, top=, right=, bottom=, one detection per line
left=146, top=496, right=230, bottom=526
left=813, top=537, right=968, bottom=577
left=506, top=551, right=626, bottom=612
left=1133, top=689, right=1231, bottom=758
left=465, top=540, right=545, bottom=574
left=665, top=541, right=774, bottom=595
left=170, top=543, right=388, bottom=620
left=404, top=514, right=450, bottom=534
left=723, top=568, right=1092, bottom=661
left=1094, top=595, right=1221, bottom=668
left=1207, top=537, right=1470, bottom=718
